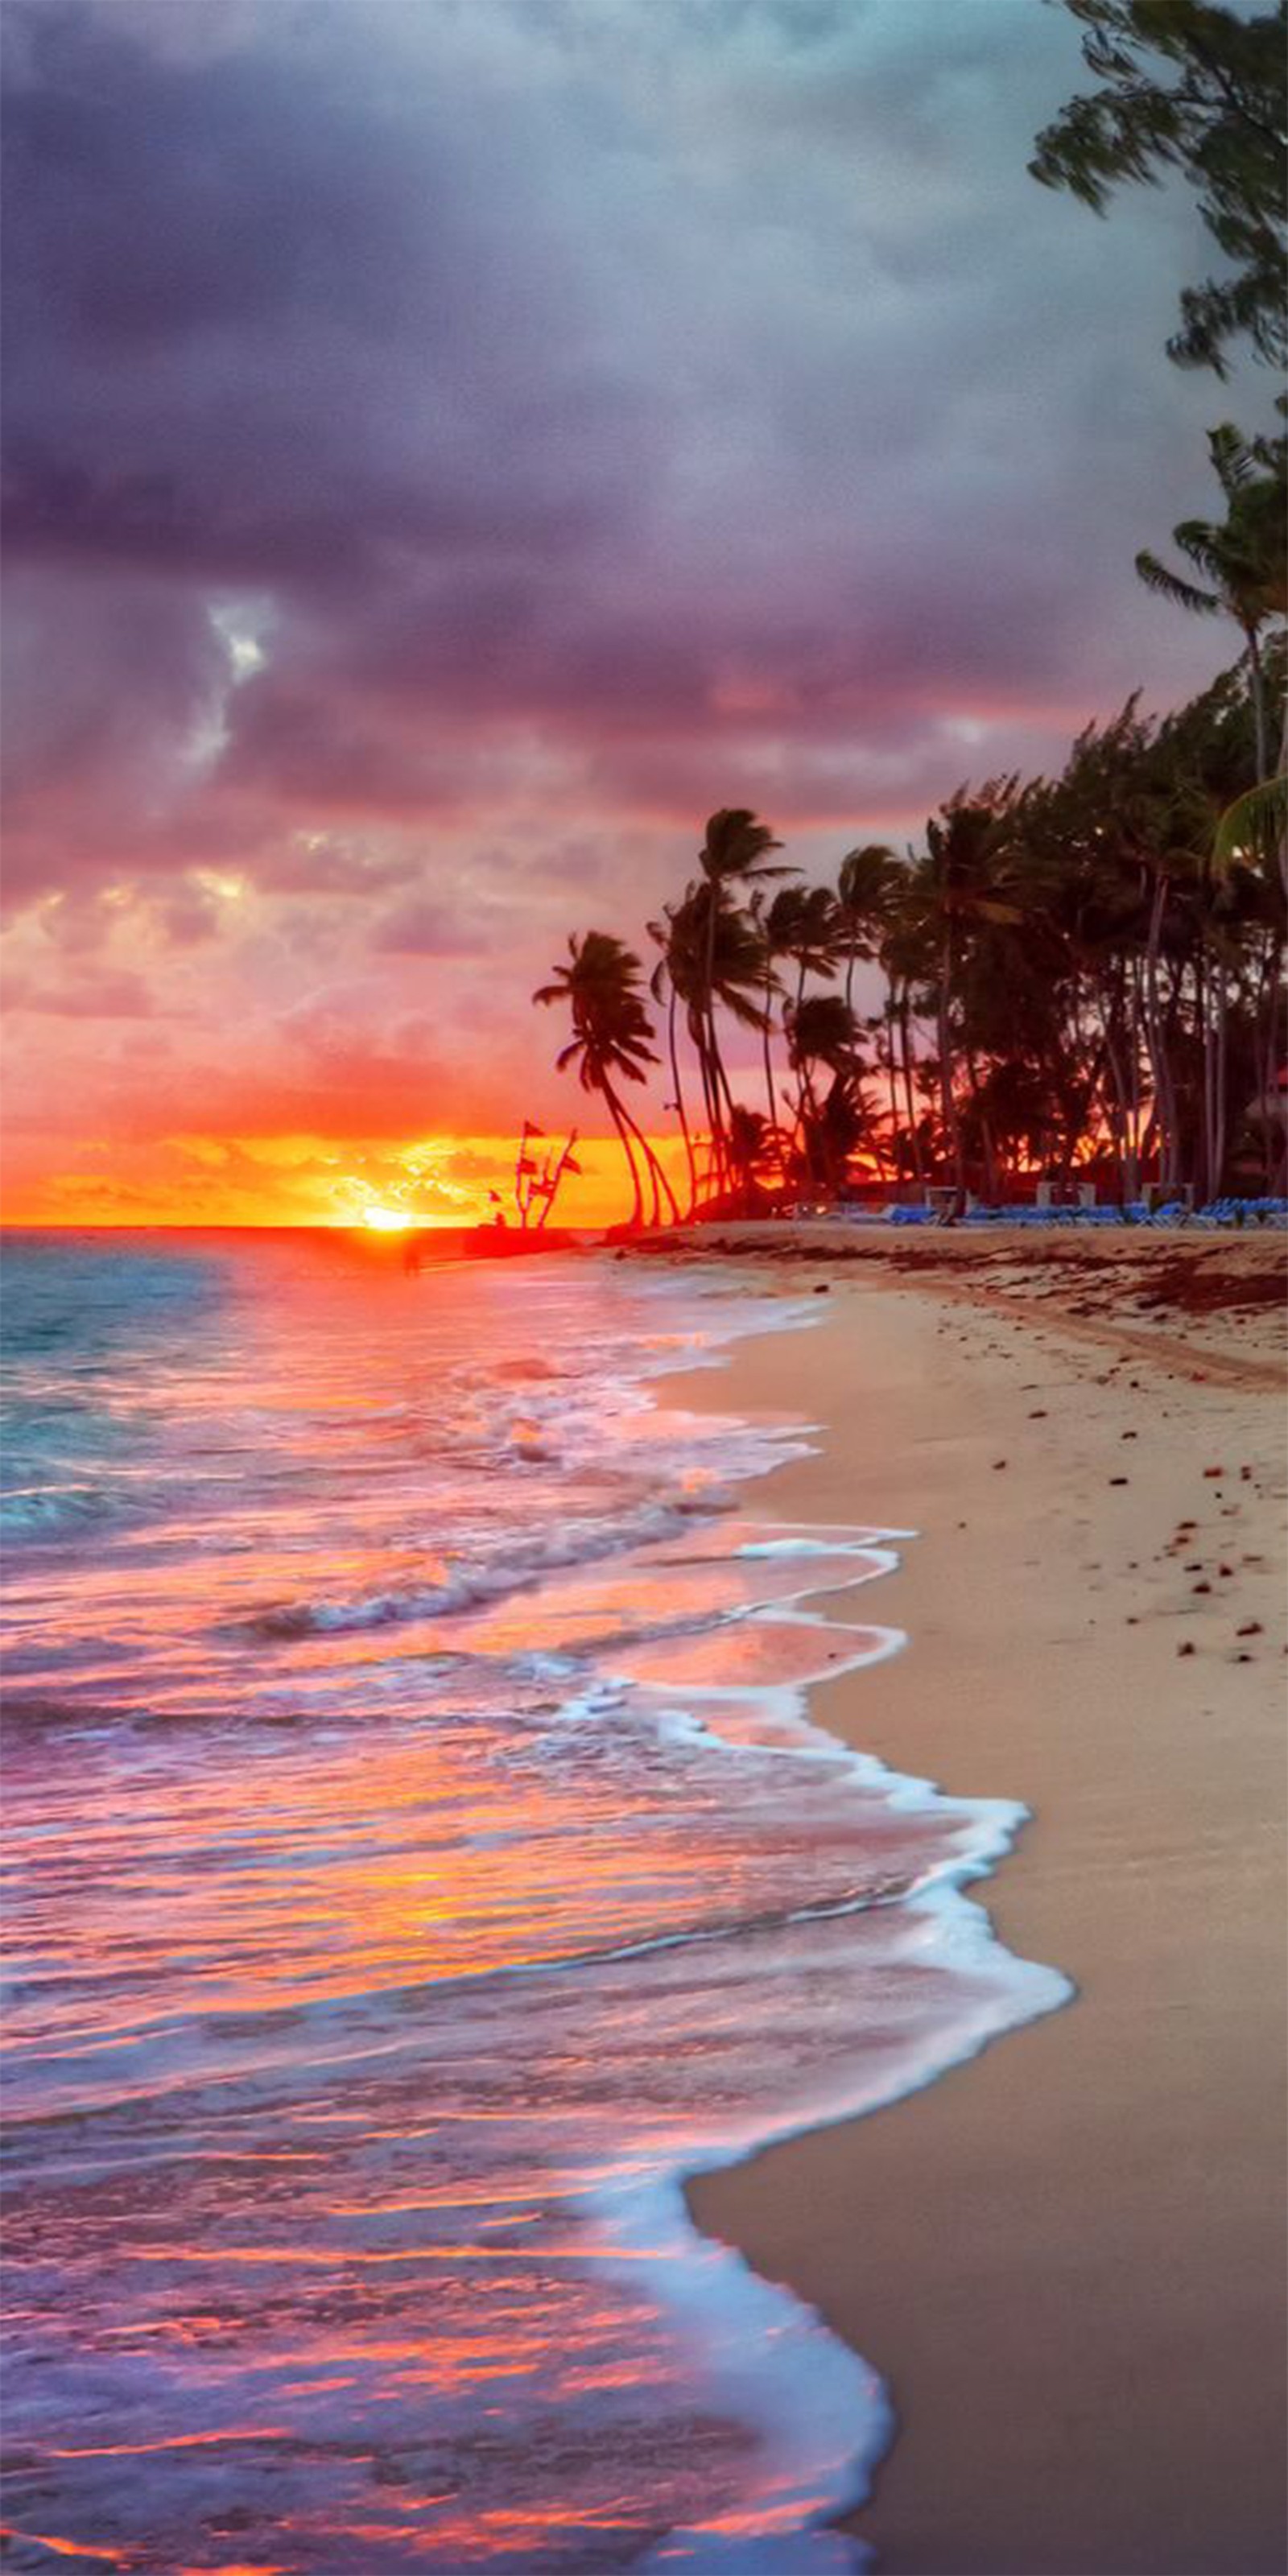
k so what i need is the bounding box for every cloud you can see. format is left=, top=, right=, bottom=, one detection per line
left=372, top=895, right=495, bottom=958
left=2, top=0, right=1266, bottom=1196
left=1, top=963, right=158, bottom=1017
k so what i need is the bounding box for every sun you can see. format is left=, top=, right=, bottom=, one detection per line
left=360, top=1205, right=416, bottom=1232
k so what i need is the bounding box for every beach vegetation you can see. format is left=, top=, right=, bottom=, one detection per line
left=1030, top=0, right=1288, bottom=374
left=509, top=1121, right=584, bottom=1231
left=1135, top=413, right=1287, bottom=778
left=536, top=632, right=1284, bottom=1225
left=534, top=932, right=679, bottom=1228
left=528, top=8, right=1286, bottom=1233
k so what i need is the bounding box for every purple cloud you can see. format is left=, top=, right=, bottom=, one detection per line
left=2, top=0, right=1270, bottom=1160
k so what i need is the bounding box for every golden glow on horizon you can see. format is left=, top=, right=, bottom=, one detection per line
left=359, top=1205, right=416, bottom=1232
left=0, top=1131, right=692, bottom=1230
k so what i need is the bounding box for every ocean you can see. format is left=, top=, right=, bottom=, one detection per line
left=1, top=1230, right=1067, bottom=2573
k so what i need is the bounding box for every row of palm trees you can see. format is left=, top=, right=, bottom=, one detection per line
left=535, top=679, right=1284, bottom=1220
left=535, top=417, right=1286, bottom=1224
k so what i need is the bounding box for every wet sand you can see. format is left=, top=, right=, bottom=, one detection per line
left=667, top=1240, right=1286, bottom=2573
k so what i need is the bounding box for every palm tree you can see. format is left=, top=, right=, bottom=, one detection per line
left=836, top=844, right=899, bottom=1013
left=836, top=847, right=898, bottom=1158
left=534, top=932, right=678, bottom=1227
left=1213, top=771, right=1288, bottom=897
left=918, top=784, right=1024, bottom=1207
left=695, top=810, right=793, bottom=1191
left=747, top=889, right=786, bottom=1154
left=786, top=989, right=857, bottom=1097
left=876, top=890, right=935, bottom=1191
left=751, top=883, right=835, bottom=1145
left=646, top=897, right=700, bottom=1218
left=725, top=1104, right=776, bottom=1212
left=536, top=642, right=1282, bottom=1216
left=662, top=877, right=778, bottom=1203
left=698, top=806, right=790, bottom=894
left=762, top=886, right=842, bottom=1137
left=785, top=992, right=864, bottom=1194
left=1136, top=419, right=1287, bottom=781
left=770, top=885, right=842, bottom=1004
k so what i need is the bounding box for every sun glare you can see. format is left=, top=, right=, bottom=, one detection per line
left=361, top=1206, right=415, bottom=1232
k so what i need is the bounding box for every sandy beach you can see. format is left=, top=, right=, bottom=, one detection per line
left=663, top=1230, right=1287, bottom=2575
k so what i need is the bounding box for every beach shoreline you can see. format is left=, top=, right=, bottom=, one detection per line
left=654, top=1236, right=1286, bottom=2574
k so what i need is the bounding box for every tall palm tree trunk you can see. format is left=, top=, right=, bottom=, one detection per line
left=761, top=960, right=780, bottom=1152
left=601, top=1078, right=645, bottom=1227
left=712, top=1043, right=743, bottom=1168
left=1213, top=958, right=1228, bottom=1199
left=616, top=1092, right=681, bottom=1226
left=1245, top=623, right=1269, bottom=783
left=691, top=1014, right=722, bottom=1208
left=898, top=991, right=925, bottom=1188
left=883, top=1001, right=901, bottom=1162
left=791, top=957, right=811, bottom=1140
left=1142, top=876, right=1179, bottom=1189
left=1129, top=960, right=1146, bottom=1194
left=708, top=1001, right=739, bottom=1197
left=1199, top=952, right=1215, bottom=1203
left=1102, top=985, right=1137, bottom=1203
left=701, top=897, right=729, bottom=1198
left=1257, top=939, right=1280, bottom=1187
left=937, top=927, right=965, bottom=1207
left=666, top=982, right=698, bottom=1219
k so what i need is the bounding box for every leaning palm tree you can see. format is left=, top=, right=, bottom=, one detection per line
left=534, top=932, right=678, bottom=1228
left=1136, top=419, right=1286, bottom=781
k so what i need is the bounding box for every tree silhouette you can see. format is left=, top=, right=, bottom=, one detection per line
left=534, top=933, right=678, bottom=1227
left=1030, top=0, right=1287, bottom=374
left=1136, top=418, right=1286, bottom=778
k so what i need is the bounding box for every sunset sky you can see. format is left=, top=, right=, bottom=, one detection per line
left=1, top=0, right=1262, bottom=1226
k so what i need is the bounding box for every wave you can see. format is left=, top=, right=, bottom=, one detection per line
left=231, top=1488, right=780, bottom=1641
left=0, top=1240, right=1073, bottom=2570
left=0, top=1483, right=122, bottom=1536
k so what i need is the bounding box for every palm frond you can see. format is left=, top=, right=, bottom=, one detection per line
left=1134, top=551, right=1220, bottom=615
left=698, top=807, right=792, bottom=886
left=1212, top=774, right=1288, bottom=874
left=1208, top=423, right=1258, bottom=497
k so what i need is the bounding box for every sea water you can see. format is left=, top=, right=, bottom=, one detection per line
left=1, top=1231, right=1068, bottom=2572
